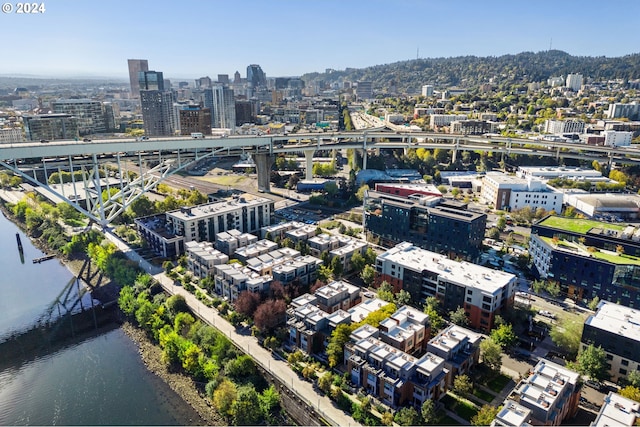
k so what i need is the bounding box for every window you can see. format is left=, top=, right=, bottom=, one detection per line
left=620, top=368, right=628, bottom=375
left=622, top=359, right=629, bottom=366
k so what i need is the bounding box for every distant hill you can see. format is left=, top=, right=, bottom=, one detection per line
left=301, top=50, right=640, bottom=95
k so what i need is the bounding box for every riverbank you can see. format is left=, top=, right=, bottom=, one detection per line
left=0, top=199, right=224, bottom=426
left=121, top=322, right=224, bottom=426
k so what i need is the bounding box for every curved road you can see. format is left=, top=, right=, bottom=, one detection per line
left=102, top=229, right=360, bottom=427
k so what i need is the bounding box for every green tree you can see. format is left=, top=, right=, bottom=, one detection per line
left=351, top=251, right=367, bottom=272
left=395, top=289, right=411, bottom=306
left=317, top=373, right=333, bottom=394
left=258, top=385, right=280, bottom=422
left=471, top=404, right=501, bottom=426
left=490, top=323, right=517, bottom=349
left=327, top=323, right=357, bottom=367
left=423, top=297, right=444, bottom=332
left=449, top=307, right=469, bottom=326
left=453, top=374, right=473, bottom=398
left=232, top=386, right=262, bottom=425
left=356, top=184, right=369, bottom=201
left=360, top=264, right=376, bottom=286
left=546, top=281, right=561, bottom=298
left=377, top=281, right=395, bottom=302
left=330, top=256, right=344, bottom=278
left=213, top=379, right=238, bottom=419
left=394, top=406, right=420, bottom=426
left=496, top=215, right=507, bottom=232
left=577, top=344, right=608, bottom=381
left=550, top=316, right=584, bottom=358
left=627, top=370, right=640, bottom=388
left=118, top=285, right=137, bottom=317
left=587, top=296, right=600, bottom=311
left=480, top=337, right=503, bottom=371
left=421, top=399, right=437, bottom=424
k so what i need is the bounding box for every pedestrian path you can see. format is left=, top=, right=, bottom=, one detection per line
left=103, top=229, right=360, bottom=427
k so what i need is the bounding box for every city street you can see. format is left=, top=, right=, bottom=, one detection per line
left=103, top=230, right=361, bottom=427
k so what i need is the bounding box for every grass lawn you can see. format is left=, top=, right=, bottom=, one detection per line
left=472, top=387, right=495, bottom=403
left=197, top=175, right=249, bottom=186
left=539, top=216, right=626, bottom=234
left=441, top=393, right=479, bottom=421
left=486, top=374, right=512, bottom=393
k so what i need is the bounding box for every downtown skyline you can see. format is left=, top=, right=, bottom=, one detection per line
left=1, top=0, right=640, bottom=80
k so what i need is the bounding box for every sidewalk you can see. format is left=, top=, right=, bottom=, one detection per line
left=103, top=230, right=360, bottom=427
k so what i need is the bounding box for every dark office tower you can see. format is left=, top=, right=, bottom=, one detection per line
left=139, top=70, right=165, bottom=91
left=234, top=71, right=242, bottom=83
left=139, top=70, right=174, bottom=136
left=246, top=64, right=266, bottom=88
left=179, top=106, right=212, bottom=135
left=127, top=59, right=148, bottom=99
left=235, top=100, right=254, bottom=126
left=217, top=74, right=229, bottom=84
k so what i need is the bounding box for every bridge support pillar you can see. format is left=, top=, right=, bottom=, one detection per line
left=254, top=153, right=272, bottom=193
left=304, top=150, right=315, bottom=181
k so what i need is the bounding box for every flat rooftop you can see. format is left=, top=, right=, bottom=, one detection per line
left=167, top=195, right=271, bottom=221
left=592, top=392, right=640, bottom=426
left=586, top=301, right=640, bottom=343
left=537, top=215, right=627, bottom=235
left=379, top=242, right=515, bottom=294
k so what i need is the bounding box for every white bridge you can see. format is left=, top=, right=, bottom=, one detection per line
left=0, top=130, right=637, bottom=225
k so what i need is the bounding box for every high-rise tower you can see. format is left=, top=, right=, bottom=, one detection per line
left=127, top=59, right=149, bottom=99
left=139, top=70, right=175, bottom=136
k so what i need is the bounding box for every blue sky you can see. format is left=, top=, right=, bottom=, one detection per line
left=1, top=0, right=639, bottom=80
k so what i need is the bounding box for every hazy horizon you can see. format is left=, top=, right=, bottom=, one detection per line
left=1, top=0, right=639, bottom=80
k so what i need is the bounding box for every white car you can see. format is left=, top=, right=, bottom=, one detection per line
left=539, top=310, right=556, bottom=319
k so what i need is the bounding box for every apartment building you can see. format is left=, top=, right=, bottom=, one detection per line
left=135, top=214, right=184, bottom=258
left=490, top=400, right=533, bottom=427
left=244, top=248, right=300, bottom=276
left=581, top=301, right=640, bottom=382
left=314, top=281, right=361, bottom=314
left=345, top=336, right=448, bottom=409
left=378, top=305, right=430, bottom=355
left=215, top=229, right=258, bottom=256
left=184, top=241, right=229, bottom=279
left=287, top=303, right=330, bottom=354
left=285, top=224, right=318, bottom=243
left=365, top=190, right=486, bottom=261
left=23, top=113, right=79, bottom=141
left=165, top=196, right=273, bottom=245
left=261, top=221, right=306, bottom=240
left=530, top=215, right=640, bottom=305
left=374, top=183, right=442, bottom=199
left=591, top=392, right=640, bottom=426
left=544, top=119, right=585, bottom=135
left=308, top=234, right=344, bottom=257
left=376, top=242, right=516, bottom=331
left=0, top=127, right=24, bottom=143
left=330, top=238, right=368, bottom=273
left=430, top=114, right=466, bottom=128
left=234, top=239, right=279, bottom=263
left=607, top=102, right=640, bottom=120
left=50, top=99, right=108, bottom=135
left=506, top=359, right=580, bottom=426
left=481, top=172, right=563, bottom=213
left=604, top=130, right=633, bottom=147
left=271, top=255, right=323, bottom=287
left=427, top=324, right=482, bottom=383
left=450, top=119, right=497, bottom=135
left=213, top=263, right=272, bottom=302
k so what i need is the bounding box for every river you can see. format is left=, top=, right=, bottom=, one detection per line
left=0, top=213, right=205, bottom=425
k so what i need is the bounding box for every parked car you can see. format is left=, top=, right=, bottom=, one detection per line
left=539, top=310, right=556, bottom=319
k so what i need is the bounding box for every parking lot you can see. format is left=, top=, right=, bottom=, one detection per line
left=275, top=206, right=321, bottom=225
